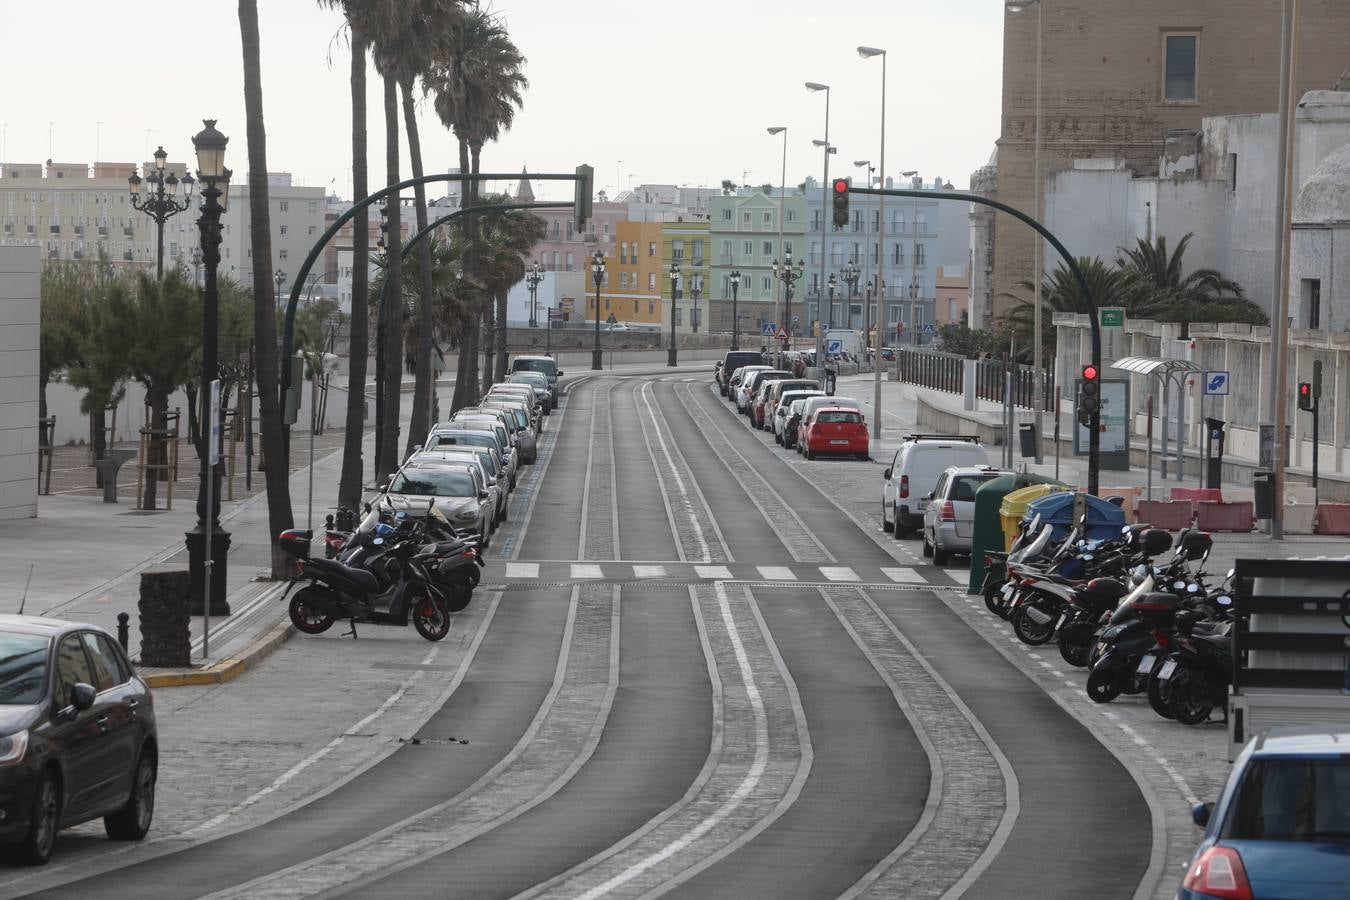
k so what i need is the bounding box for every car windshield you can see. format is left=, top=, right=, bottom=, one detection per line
left=389, top=468, right=475, bottom=497
left=0, top=632, right=50, bottom=705
left=512, top=360, right=555, bottom=376
left=952, top=474, right=1000, bottom=502
left=818, top=411, right=861, bottom=424
left=432, top=430, right=500, bottom=455
left=1229, top=757, right=1350, bottom=842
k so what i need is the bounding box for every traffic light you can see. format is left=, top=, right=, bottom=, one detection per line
left=831, top=178, right=850, bottom=228
left=1298, top=381, right=1313, bottom=411
left=1078, top=364, right=1100, bottom=429
left=574, top=163, right=594, bottom=232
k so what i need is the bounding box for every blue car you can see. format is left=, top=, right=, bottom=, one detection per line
left=1179, top=726, right=1350, bottom=899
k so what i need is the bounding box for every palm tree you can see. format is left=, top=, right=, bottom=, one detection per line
left=427, top=6, right=527, bottom=409
left=1115, top=233, right=1265, bottom=337
left=318, top=0, right=377, bottom=509
left=1003, top=256, right=1139, bottom=361
left=239, top=0, right=294, bottom=574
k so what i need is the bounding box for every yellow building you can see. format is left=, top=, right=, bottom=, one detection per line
left=584, top=220, right=664, bottom=327
left=662, top=217, right=711, bottom=334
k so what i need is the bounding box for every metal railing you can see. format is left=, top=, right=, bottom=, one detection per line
left=896, top=347, right=1054, bottom=410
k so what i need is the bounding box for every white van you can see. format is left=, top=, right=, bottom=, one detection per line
left=881, top=435, right=990, bottom=537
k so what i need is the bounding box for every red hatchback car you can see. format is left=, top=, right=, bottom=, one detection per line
left=801, top=407, right=870, bottom=460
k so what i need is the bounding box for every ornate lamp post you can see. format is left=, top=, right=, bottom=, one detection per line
left=827, top=272, right=838, bottom=332
left=186, top=119, right=232, bottom=625
left=668, top=259, right=681, bottom=367
left=729, top=269, right=742, bottom=350
left=842, top=260, right=861, bottom=329
left=590, top=249, right=605, bottom=371
left=690, top=272, right=702, bottom=334
left=526, top=261, right=544, bottom=327
left=772, top=253, right=805, bottom=357
left=129, top=145, right=194, bottom=280
left=909, top=275, right=921, bottom=345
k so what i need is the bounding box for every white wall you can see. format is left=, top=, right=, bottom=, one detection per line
left=0, top=246, right=39, bottom=519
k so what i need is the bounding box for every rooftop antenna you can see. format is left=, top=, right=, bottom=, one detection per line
left=18, top=564, right=34, bottom=615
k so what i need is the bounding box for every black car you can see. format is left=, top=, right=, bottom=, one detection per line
left=0, top=615, right=157, bottom=865
left=716, top=351, right=765, bottom=397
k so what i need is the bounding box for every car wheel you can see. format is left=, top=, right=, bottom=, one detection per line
left=805, top=447, right=815, bottom=460
left=105, top=751, right=155, bottom=841
left=932, top=541, right=951, bottom=566
left=882, top=502, right=894, bottom=533
left=17, top=770, right=60, bottom=865
left=922, top=532, right=934, bottom=557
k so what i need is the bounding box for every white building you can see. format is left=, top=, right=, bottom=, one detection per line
left=222, top=173, right=326, bottom=294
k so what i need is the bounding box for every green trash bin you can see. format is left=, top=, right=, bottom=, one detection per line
left=967, top=472, right=1070, bottom=595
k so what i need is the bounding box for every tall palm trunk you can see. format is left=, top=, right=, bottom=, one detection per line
left=377, top=73, right=403, bottom=479
left=239, top=0, right=294, bottom=574
left=481, top=297, right=494, bottom=389
left=451, top=136, right=478, bottom=412
left=339, top=25, right=370, bottom=509
left=400, top=80, right=436, bottom=460
left=494, top=289, right=508, bottom=381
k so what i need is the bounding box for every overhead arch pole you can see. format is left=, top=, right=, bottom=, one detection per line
left=280, top=171, right=582, bottom=412
left=852, top=185, right=1103, bottom=494
left=371, top=199, right=572, bottom=477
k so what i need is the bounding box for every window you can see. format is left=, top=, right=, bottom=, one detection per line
left=721, top=239, right=733, bottom=260
left=649, top=272, right=656, bottom=289
left=763, top=240, right=773, bottom=256
left=722, top=208, right=732, bottom=221
left=280, top=249, right=289, bottom=260
left=673, top=240, right=684, bottom=260
left=308, top=200, right=319, bottom=213
left=567, top=220, right=574, bottom=239
left=649, top=301, right=655, bottom=314
left=914, top=244, right=925, bottom=266
left=853, top=211, right=862, bottom=232
left=54, top=635, right=94, bottom=706
left=693, top=240, right=704, bottom=264
left=787, top=209, right=797, bottom=222
left=811, top=209, right=821, bottom=232
left=1163, top=33, right=1198, bottom=101
left=649, top=241, right=657, bottom=257
left=634, top=300, right=639, bottom=313
left=1228, top=153, right=1238, bottom=192
left=763, top=211, right=773, bottom=226
left=619, top=242, right=628, bottom=264
left=851, top=243, right=860, bottom=264
left=308, top=225, right=317, bottom=235
left=893, top=244, right=903, bottom=265
left=915, top=212, right=927, bottom=234
left=1302, top=279, right=1321, bottom=329
left=949, top=298, right=959, bottom=321
left=892, top=210, right=904, bottom=232
left=565, top=251, right=574, bottom=270
left=743, top=240, right=753, bottom=257
left=280, top=224, right=288, bottom=236
left=552, top=221, right=560, bottom=239
left=872, top=210, right=880, bottom=232
left=82, top=632, right=128, bottom=691
left=870, top=242, right=879, bottom=265
left=279, top=201, right=289, bottom=212
left=620, top=272, right=628, bottom=289
left=742, top=211, right=752, bottom=225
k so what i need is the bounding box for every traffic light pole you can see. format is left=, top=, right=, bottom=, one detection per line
left=851, top=184, right=1104, bottom=494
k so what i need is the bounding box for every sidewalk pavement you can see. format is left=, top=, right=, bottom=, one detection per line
left=833, top=372, right=1349, bottom=569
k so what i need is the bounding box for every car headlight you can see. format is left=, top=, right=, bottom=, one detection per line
left=0, top=731, right=29, bottom=765
left=452, top=510, right=478, bottom=523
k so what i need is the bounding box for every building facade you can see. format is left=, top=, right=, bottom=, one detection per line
left=221, top=173, right=326, bottom=294
left=662, top=218, right=711, bottom=332
left=586, top=220, right=664, bottom=327
left=935, top=265, right=971, bottom=326
left=993, top=0, right=1348, bottom=320
left=707, top=190, right=806, bottom=339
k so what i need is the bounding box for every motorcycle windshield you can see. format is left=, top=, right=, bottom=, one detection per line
left=1109, top=575, right=1154, bottom=623
left=1010, top=524, right=1054, bottom=565
left=356, top=508, right=381, bottom=534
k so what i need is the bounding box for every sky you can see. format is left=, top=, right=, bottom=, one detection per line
left=2, top=0, right=1004, bottom=202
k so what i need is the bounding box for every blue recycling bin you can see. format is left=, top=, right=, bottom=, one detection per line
left=1022, top=491, right=1126, bottom=543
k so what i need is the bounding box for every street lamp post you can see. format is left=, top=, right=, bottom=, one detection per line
left=827, top=273, right=838, bottom=334
left=526, top=261, right=543, bottom=327
left=909, top=275, right=920, bottom=346
left=729, top=269, right=742, bottom=350
left=806, top=81, right=832, bottom=357
left=859, top=44, right=888, bottom=441
left=772, top=254, right=805, bottom=356
left=767, top=126, right=789, bottom=356
left=590, top=249, right=605, bottom=371
left=186, top=119, right=232, bottom=633
left=274, top=268, right=286, bottom=313
left=668, top=259, right=681, bottom=367
left=1006, top=0, right=1045, bottom=462
left=842, top=261, right=860, bottom=329
left=128, top=145, right=194, bottom=280
left=691, top=273, right=702, bottom=334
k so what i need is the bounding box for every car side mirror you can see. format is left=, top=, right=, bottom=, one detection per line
left=1192, top=801, right=1214, bottom=828
left=69, top=682, right=97, bottom=712
left=883, top=467, right=892, bottom=479
left=926, top=491, right=935, bottom=501
left=556, top=370, right=564, bottom=377
left=478, top=491, right=489, bottom=500
left=377, top=481, right=389, bottom=492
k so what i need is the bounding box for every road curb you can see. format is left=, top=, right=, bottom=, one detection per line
left=143, top=616, right=295, bottom=689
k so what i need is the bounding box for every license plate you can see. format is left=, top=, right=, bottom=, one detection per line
left=830, top=439, right=849, bottom=445
left=916, top=500, right=928, bottom=511
left=1001, top=583, right=1014, bottom=598
left=1136, top=654, right=1155, bottom=675
left=1158, top=659, right=1177, bottom=680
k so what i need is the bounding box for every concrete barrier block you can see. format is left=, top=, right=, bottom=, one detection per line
left=1284, top=502, right=1317, bottom=535
left=1197, top=500, right=1254, bottom=533
left=1136, top=499, right=1195, bottom=531
left=1314, top=504, right=1350, bottom=535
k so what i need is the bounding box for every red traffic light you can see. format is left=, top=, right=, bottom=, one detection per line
left=1082, top=364, right=1099, bottom=381
left=832, top=178, right=849, bottom=194
left=1299, top=382, right=1311, bottom=396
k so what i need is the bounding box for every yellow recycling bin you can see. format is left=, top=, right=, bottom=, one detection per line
left=999, top=484, right=1068, bottom=550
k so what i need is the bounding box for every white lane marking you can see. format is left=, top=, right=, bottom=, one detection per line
left=819, top=566, right=861, bottom=583
left=185, top=644, right=441, bottom=837
left=882, top=567, right=925, bottom=584
left=571, top=564, right=605, bottom=579
left=631, top=565, right=667, bottom=579
left=939, top=569, right=967, bottom=584
left=694, top=565, right=734, bottom=580
left=505, top=562, right=539, bottom=579
left=640, top=382, right=713, bottom=563
left=576, top=580, right=769, bottom=900
left=756, top=566, right=797, bottom=581
left=508, top=378, right=579, bottom=561
left=577, top=382, right=605, bottom=559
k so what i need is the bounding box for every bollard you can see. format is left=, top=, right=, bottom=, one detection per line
left=116, top=612, right=130, bottom=651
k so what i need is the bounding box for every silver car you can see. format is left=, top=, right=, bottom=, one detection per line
left=486, top=384, right=542, bottom=432
left=921, top=465, right=1009, bottom=565
left=461, top=406, right=536, bottom=465
left=412, top=447, right=506, bottom=526
left=479, top=398, right=537, bottom=459
left=427, top=425, right=516, bottom=491
left=380, top=461, right=493, bottom=547
left=508, top=372, right=553, bottom=414
left=446, top=416, right=518, bottom=484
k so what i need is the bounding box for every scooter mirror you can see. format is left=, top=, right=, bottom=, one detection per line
left=373, top=537, right=384, bottom=546
left=1173, top=580, right=1186, bottom=591
left=1187, top=583, right=1199, bottom=593
left=1217, top=596, right=1232, bottom=606
left=1226, top=568, right=1236, bottom=579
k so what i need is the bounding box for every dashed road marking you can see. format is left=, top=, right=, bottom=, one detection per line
left=756, top=566, right=797, bottom=581
left=694, top=565, right=733, bottom=580
left=631, top=565, right=667, bottom=579
left=505, top=562, right=539, bottom=579
left=819, top=566, right=861, bottom=582
left=571, top=564, right=605, bottom=579
left=881, top=566, right=924, bottom=583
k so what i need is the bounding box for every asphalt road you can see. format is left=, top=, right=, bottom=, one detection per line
left=10, top=371, right=1153, bottom=899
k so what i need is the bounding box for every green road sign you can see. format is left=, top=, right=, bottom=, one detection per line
left=1100, top=308, right=1125, bottom=327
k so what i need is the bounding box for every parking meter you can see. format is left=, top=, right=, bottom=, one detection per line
left=1203, top=417, right=1225, bottom=490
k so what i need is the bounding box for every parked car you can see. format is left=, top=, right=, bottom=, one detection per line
left=727, top=365, right=770, bottom=407
left=510, top=355, right=562, bottom=405
left=0, top=615, right=157, bottom=865
left=380, top=461, right=493, bottom=545
left=458, top=406, right=536, bottom=465
left=750, top=373, right=800, bottom=428
left=479, top=396, right=536, bottom=444
left=800, top=407, right=870, bottom=460
left=733, top=367, right=779, bottom=413
left=796, top=396, right=864, bottom=455
left=507, top=372, right=553, bottom=414
left=921, top=465, right=1010, bottom=564
left=881, top=434, right=987, bottom=537
left=773, top=389, right=826, bottom=444
left=486, top=384, right=543, bottom=429
left=425, top=427, right=515, bottom=492
left=783, top=398, right=813, bottom=450
left=449, top=414, right=517, bottom=476
left=761, top=379, right=819, bottom=432
left=740, top=370, right=791, bottom=419
left=1180, top=726, right=1350, bottom=900
left=717, top=351, right=766, bottom=396
left=412, top=447, right=506, bottom=526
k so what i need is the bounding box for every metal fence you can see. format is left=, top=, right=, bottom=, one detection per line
left=896, top=348, right=1054, bottom=410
